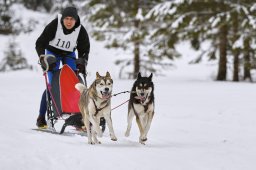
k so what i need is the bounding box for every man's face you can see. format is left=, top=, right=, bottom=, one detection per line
left=63, top=17, right=76, bottom=30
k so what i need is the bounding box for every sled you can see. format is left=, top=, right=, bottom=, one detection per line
left=44, top=64, right=106, bottom=134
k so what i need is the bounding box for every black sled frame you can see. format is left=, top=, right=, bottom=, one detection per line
left=43, top=70, right=106, bottom=134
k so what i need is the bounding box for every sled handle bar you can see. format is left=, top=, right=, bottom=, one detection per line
left=39, top=54, right=56, bottom=73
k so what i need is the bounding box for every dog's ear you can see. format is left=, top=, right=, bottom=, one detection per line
left=106, top=71, right=111, bottom=78
left=137, top=72, right=141, bottom=79
left=96, top=72, right=101, bottom=79
left=149, top=73, right=153, bottom=80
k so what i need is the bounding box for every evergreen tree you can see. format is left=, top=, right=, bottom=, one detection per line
left=82, top=0, right=171, bottom=79
left=149, top=0, right=256, bottom=81
left=0, top=38, right=31, bottom=72
left=21, top=0, right=53, bottom=11
left=146, top=1, right=180, bottom=61
left=0, top=0, right=14, bottom=34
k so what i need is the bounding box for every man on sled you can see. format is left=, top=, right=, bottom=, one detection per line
left=35, top=6, right=89, bottom=129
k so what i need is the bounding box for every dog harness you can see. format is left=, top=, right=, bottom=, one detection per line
left=92, top=99, right=109, bottom=116
left=49, top=14, right=81, bottom=52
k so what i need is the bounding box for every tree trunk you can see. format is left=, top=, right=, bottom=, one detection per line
left=243, top=54, right=252, bottom=82
left=243, top=38, right=252, bottom=82
left=232, top=12, right=239, bottom=82
left=216, top=23, right=228, bottom=81
left=233, top=50, right=239, bottom=82
left=133, top=33, right=140, bottom=79
left=132, top=0, right=140, bottom=79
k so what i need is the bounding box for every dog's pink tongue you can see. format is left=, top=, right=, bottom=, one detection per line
left=141, top=97, right=146, bottom=102
left=135, top=96, right=146, bottom=102
left=102, top=94, right=110, bottom=100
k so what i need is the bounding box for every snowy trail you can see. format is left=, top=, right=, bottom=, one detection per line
left=1, top=68, right=256, bottom=170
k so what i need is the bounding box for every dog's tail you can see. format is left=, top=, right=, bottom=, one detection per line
left=75, top=83, right=87, bottom=93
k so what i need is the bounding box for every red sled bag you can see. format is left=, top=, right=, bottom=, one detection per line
left=51, top=64, right=80, bottom=117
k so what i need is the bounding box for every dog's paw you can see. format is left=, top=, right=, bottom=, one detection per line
left=96, top=140, right=101, bottom=144
left=110, top=133, right=117, bottom=141
left=141, top=137, right=147, bottom=142
left=140, top=136, right=147, bottom=143
left=140, top=141, right=146, bottom=145
left=111, top=137, right=117, bottom=141
left=88, top=141, right=95, bottom=145
left=125, top=131, right=130, bottom=137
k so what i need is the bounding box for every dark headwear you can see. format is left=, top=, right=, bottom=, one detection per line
left=61, top=7, right=78, bottom=21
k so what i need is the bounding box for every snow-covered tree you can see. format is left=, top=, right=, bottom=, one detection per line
left=21, top=0, right=53, bottom=12
left=82, top=0, right=173, bottom=79
left=148, top=0, right=256, bottom=82
left=0, top=37, right=31, bottom=72
left=0, top=0, right=14, bottom=34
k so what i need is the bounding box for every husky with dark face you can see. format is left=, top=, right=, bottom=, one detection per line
left=75, top=72, right=117, bottom=144
left=125, top=73, right=154, bottom=144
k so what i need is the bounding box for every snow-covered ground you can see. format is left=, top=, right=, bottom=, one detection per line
left=0, top=5, right=256, bottom=170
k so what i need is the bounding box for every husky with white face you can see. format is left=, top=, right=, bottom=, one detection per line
left=125, top=72, right=155, bottom=145
left=75, top=72, right=117, bottom=144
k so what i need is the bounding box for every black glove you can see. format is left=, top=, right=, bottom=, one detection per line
left=39, top=55, right=56, bottom=71
left=76, top=58, right=87, bottom=75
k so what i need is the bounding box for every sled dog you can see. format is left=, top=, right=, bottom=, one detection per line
left=75, top=72, right=117, bottom=144
left=125, top=73, right=154, bottom=144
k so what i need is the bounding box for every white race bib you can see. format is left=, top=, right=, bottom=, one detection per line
left=49, top=14, right=81, bottom=52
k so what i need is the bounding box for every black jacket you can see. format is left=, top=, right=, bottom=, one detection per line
left=35, top=16, right=90, bottom=61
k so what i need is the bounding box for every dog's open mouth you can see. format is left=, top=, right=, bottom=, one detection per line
left=101, top=91, right=111, bottom=100
left=135, top=95, right=147, bottom=103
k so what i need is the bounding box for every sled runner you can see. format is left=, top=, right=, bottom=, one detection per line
left=32, top=128, right=87, bottom=137
left=40, top=59, right=106, bottom=134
